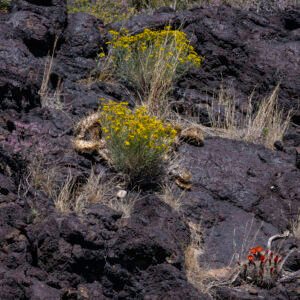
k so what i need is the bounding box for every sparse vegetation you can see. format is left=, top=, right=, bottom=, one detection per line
left=54, top=171, right=75, bottom=213
left=0, top=0, right=10, bottom=12
left=56, top=170, right=139, bottom=216
left=207, top=85, right=291, bottom=149
left=184, top=221, right=216, bottom=295
left=158, top=182, right=184, bottom=211
left=27, top=158, right=137, bottom=216
left=130, top=0, right=198, bottom=10
left=102, top=27, right=203, bottom=117
left=291, top=211, right=300, bottom=239
left=99, top=100, right=177, bottom=187
left=39, top=37, right=64, bottom=110
left=67, top=0, right=298, bottom=23
left=26, top=156, right=60, bottom=201
left=74, top=170, right=139, bottom=217
left=203, top=0, right=299, bottom=11
left=67, top=0, right=135, bottom=24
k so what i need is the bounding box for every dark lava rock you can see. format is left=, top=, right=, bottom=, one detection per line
left=10, top=0, right=67, bottom=57
left=0, top=0, right=67, bottom=110
left=0, top=1, right=299, bottom=299
left=108, top=196, right=190, bottom=272
left=179, top=137, right=300, bottom=269
left=53, top=12, right=105, bottom=83
left=59, top=12, right=104, bottom=59
left=0, top=38, right=42, bottom=110
left=105, top=196, right=203, bottom=298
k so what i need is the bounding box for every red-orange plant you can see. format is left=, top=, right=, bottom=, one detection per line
left=240, top=246, right=283, bottom=287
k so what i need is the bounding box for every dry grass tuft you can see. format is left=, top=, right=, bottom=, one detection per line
left=185, top=244, right=207, bottom=290
left=39, top=37, right=64, bottom=110
left=158, top=182, right=183, bottom=211
left=73, top=170, right=136, bottom=216
left=27, top=156, right=137, bottom=217
left=55, top=172, right=75, bottom=213
left=67, top=0, right=136, bottom=24
left=184, top=221, right=245, bottom=295
left=56, top=169, right=138, bottom=217
left=26, top=157, right=60, bottom=200
left=207, top=84, right=291, bottom=149
left=291, top=211, right=300, bottom=239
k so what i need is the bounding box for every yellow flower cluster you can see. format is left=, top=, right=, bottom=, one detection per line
left=99, top=100, right=177, bottom=182
left=100, top=100, right=177, bottom=153
left=107, top=27, right=203, bottom=68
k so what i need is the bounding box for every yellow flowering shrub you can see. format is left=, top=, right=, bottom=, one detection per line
left=99, top=100, right=177, bottom=186
left=102, top=27, right=203, bottom=116
left=67, top=0, right=135, bottom=24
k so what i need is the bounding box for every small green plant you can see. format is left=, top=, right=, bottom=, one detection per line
left=99, top=100, right=177, bottom=187
left=67, top=0, right=135, bottom=24
left=0, top=0, right=11, bottom=11
left=102, top=27, right=203, bottom=117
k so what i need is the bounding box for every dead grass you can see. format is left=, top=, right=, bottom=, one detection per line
left=189, top=0, right=299, bottom=11
left=67, top=0, right=136, bottom=24
left=206, top=84, right=291, bottom=149
left=291, top=211, right=300, bottom=239
left=26, top=156, right=60, bottom=200
left=69, top=0, right=298, bottom=18
left=39, top=37, right=64, bottom=110
left=158, top=182, right=184, bottom=211
left=27, top=154, right=138, bottom=216
left=55, top=171, right=75, bottom=213
left=184, top=221, right=219, bottom=296
left=73, top=170, right=138, bottom=217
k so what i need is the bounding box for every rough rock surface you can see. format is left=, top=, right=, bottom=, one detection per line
left=180, top=138, right=299, bottom=265
left=0, top=0, right=299, bottom=299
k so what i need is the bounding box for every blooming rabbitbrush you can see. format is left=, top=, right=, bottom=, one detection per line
left=99, top=100, right=177, bottom=187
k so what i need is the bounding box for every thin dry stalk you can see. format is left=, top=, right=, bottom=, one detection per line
left=208, top=84, right=238, bottom=131
left=231, top=217, right=263, bottom=265
left=291, top=211, right=300, bottom=239
left=39, top=37, right=64, bottom=110
left=27, top=157, right=60, bottom=200
left=243, top=86, right=291, bottom=148
left=74, top=170, right=116, bottom=213
left=54, top=172, right=75, bottom=213
left=184, top=221, right=218, bottom=296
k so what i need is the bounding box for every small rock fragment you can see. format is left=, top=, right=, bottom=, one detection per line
left=117, top=190, right=127, bottom=199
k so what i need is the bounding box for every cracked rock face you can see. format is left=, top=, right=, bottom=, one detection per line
left=0, top=0, right=299, bottom=299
